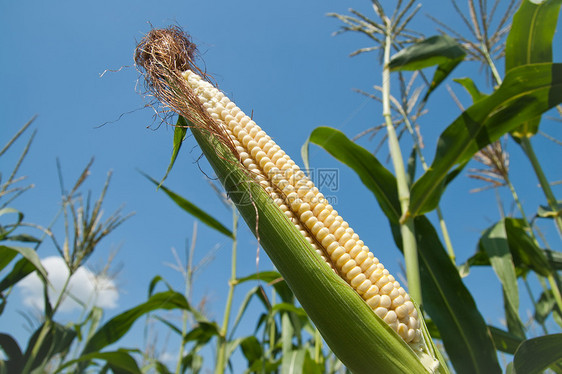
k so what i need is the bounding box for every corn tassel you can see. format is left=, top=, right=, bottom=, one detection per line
left=182, top=69, right=422, bottom=345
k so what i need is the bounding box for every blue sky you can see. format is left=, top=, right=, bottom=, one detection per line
left=1, top=0, right=561, bottom=369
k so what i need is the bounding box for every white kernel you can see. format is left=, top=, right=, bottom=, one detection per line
left=325, top=242, right=339, bottom=255
left=374, top=307, right=388, bottom=319
left=347, top=267, right=362, bottom=282
left=316, top=227, right=330, bottom=241
left=380, top=294, right=392, bottom=309
left=330, top=247, right=345, bottom=261
left=340, top=258, right=356, bottom=274
left=363, top=284, right=379, bottom=300
left=338, top=233, right=352, bottom=246
left=366, top=295, right=381, bottom=308
left=321, top=234, right=336, bottom=248
left=356, top=279, right=372, bottom=294
left=310, top=222, right=323, bottom=235
left=395, top=305, right=408, bottom=319
left=384, top=311, right=397, bottom=324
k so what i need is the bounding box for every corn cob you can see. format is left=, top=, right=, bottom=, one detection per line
left=182, top=69, right=421, bottom=345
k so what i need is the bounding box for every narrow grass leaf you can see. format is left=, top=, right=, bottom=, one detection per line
left=142, top=172, right=233, bottom=238
left=309, top=127, right=401, bottom=223
left=409, top=63, right=562, bottom=216
left=506, top=0, right=562, bottom=70
left=513, top=334, right=562, bottom=374
left=388, top=35, right=466, bottom=101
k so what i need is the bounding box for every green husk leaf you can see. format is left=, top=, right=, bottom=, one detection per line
left=189, top=122, right=437, bottom=373
left=159, top=116, right=188, bottom=185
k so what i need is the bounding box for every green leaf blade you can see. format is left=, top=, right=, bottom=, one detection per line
left=505, top=0, right=562, bottom=138
left=409, top=63, right=562, bottom=216
left=410, top=217, right=501, bottom=374
left=389, top=35, right=466, bottom=100
left=513, top=334, right=562, bottom=374
left=142, top=172, right=233, bottom=238
left=479, top=220, right=524, bottom=337
left=308, top=127, right=401, bottom=223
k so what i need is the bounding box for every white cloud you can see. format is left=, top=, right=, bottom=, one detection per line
left=18, top=256, right=118, bottom=313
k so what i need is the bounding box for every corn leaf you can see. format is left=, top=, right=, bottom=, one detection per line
left=453, top=77, right=486, bottom=103
left=0, top=333, right=24, bottom=373
left=81, top=291, right=193, bottom=357
left=159, top=116, right=188, bottom=186
left=389, top=35, right=466, bottom=101
left=308, top=127, right=401, bottom=223
left=190, top=125, right=433, bottom=373
left=281, top=349, right=307, bottom=374
left=409, top=63, right=562, bottom=216
left=488, top=326, right=524, bottom=355
left=55, top=350, right=142, bottom=374
left=142, top=172, right=233, bottom=239
left=478, top=220, right=524, bottom=338
left=0, top=246, right=48, bottom=295
left=237, top=271, right=294, bottom=304
left=504, top=218, right=551, bottom=277
left=512, top=334, right=562, bottom=374
left=405, top=217, right=501, bottom=374
left=183, top=321, right=220, bottom=345
left=22, top=322, right=77, bottom=372
left=302, top=127, right=497, bottom=373
left=308, top=127, right=496, bottom=373
left=535, top=290, right=562, bottom=326
left=538, top=202, right=562, bottom=218
left=506, top=0, right=562, bottom=139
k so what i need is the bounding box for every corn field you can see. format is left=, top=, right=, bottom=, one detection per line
left=1, top=0, right=561, bottom=373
